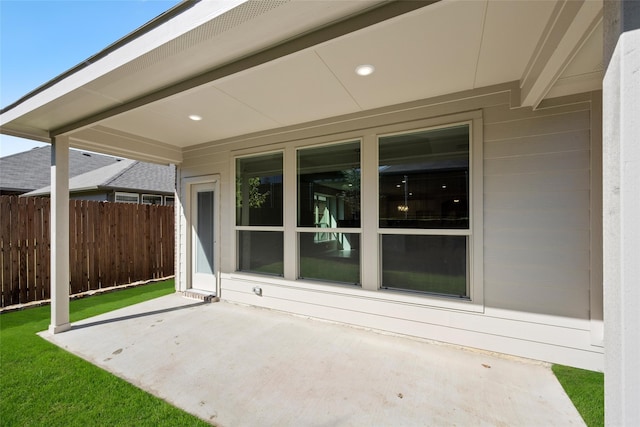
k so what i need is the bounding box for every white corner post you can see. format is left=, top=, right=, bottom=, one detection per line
left=603, top=1, right=640, bottom=425
left=48, top=135, right=71, bottom=334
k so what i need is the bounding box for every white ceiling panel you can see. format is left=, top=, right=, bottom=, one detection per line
left=81, top=1, right=385, bottom=116
left=214, top=50, right=361, bottom=126
left=474, top=0, right=556, bottom=88
left=101, top=85, right=280, bottom=146
left=315, top=0, right=486, bottom=110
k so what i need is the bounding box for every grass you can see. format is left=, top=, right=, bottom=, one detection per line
left=0, top=279, right=210, bottom=427
left=552, top=364, right=604, bottom=427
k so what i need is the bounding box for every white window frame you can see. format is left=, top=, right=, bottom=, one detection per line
left=142, top=194, right=163, bottom=205
left=164, top=195, right=175, bottom=205
left=295, top=138, right=363, bottom=286
left=377, top=122, right=472, bottom=298
left=233, top=150, right=285, bottom=275
left=367, top=112, right=483, bottom=312
left=114, top=192, right=139, bottom=204
left=229, top=110, right=483, bottom=313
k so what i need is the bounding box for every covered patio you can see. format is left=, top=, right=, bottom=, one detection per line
left=2, top=1, right=638, bottom=424
left=41, top=293, right=583, bottom=426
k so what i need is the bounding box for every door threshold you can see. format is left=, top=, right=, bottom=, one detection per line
left=182, top=289, right=218, bottom=303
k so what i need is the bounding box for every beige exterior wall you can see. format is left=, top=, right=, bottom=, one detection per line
left=176, top=84, right=603, bottom=371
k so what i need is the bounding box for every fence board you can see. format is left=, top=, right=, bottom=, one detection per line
left=33, top=198, right=44, bottom=301
left=69, top=200, right=79, bottom=294
left=18, top=198, right=28, bottom=303
left=90, top=202, right=99, bottom=290
left=42, top=198, right=50, bottom=300
left=26, top=198, right=35, bottom=302
left=109, top=202, right=118, bottom=287
left=103, top=202, right=112, bottom=288
left=10, top=199, right=19, bottom=305
left=0, top=196, right=175, bottom=307
left=81, top=200, right=89, bottom=292
left=1, top=197, right=13, bottom=306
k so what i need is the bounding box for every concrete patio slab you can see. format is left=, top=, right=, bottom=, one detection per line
left=40, top=293, right=585, bottom=426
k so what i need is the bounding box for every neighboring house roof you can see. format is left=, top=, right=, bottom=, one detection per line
left=24, top=159, right=175, bottom=197
left=107, top=161, right=175, bottom=194
left=0, top=146, right=123, bottom=194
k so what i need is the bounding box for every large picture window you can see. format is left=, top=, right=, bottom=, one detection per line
left=379, top=124, right=470, bottom=297
left=236, top=153, right=283, bottom=276
left=231, top=113, right=481, bottom=307
left=297, top=141, right=361, bottom=285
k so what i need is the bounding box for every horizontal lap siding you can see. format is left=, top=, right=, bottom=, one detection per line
left=484, top=104, right=592, bottom=320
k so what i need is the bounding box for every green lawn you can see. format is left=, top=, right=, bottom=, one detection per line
left=0, top=279, right=209, bottom=427
left=552, top=364, right=604, bottom=427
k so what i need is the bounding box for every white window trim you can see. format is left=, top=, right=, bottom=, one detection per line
left=233, top=151, right=286, bottom=274
left=114, top=191, right=139, bottom=204
left=371, top=114, right=483, bottom=312
left=141, top=193, right=163, bottom=205
left=294, top=138, right=363, bottom=284
left=230, top=110, right=483, bottom=313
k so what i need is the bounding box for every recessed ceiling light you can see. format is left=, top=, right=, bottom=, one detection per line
left=188, top=114, right=202, bottom=121
left=355, top=64, right=375, bottom=76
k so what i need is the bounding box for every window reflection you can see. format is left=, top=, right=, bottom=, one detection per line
left=236, top=153, right=283, bottom=226
left=297, top=141, right=361, bottom=285
left=381, top=234, right=467, bottom=297
left=299, top=232, right=359, bottom=284
left=238, top=231, right=283, bottom=276
left=297, top=142, right=361, bottom=229
left=379, top=125, right=469, bottom=229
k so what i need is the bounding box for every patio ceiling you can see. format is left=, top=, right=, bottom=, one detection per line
left=0, top=0, right=603, bottom=164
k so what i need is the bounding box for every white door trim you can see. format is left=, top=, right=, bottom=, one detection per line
left=183, top=174, right=220, bottom=295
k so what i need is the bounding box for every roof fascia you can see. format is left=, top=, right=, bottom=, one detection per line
left=51, top=1, right=437, bottom=138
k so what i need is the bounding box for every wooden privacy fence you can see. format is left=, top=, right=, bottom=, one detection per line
left=0, top=196, right=174, bottom=307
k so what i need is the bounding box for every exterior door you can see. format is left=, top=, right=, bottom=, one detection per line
left=191, top=182, right=217, bottom=293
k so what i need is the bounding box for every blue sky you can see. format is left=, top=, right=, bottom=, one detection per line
left=0, top=0, right=180, bottom=158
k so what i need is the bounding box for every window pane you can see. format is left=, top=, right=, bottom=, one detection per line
left=142, top=194, right=163, bottom=205
left=299, top=232, right=359, bottom=284
left=379, top=125, right=469, bottom=229
left=115, top=192, right=139, bottom=204
left=196, top=191, right=215, bottom=275
left=297, top=142, right=360, bottom=228
left=236, top=153, right=283, bottom=226
left=238, top=231, right=283, bottom=276
left=381, top=235, right=467, bottom=297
